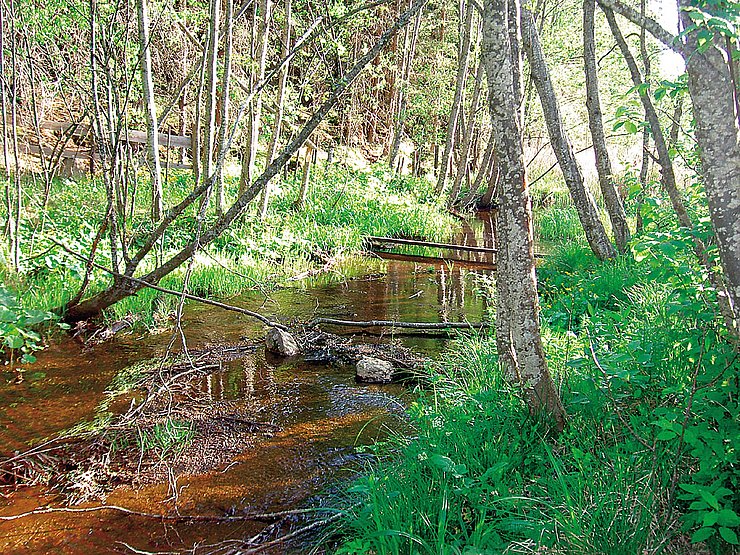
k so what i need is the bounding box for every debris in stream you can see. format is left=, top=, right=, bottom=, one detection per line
left=0, top=331, right=425, bottom=506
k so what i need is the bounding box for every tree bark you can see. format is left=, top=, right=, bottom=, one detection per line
left=521, top=9, right=616, bottom=260
left=240, top=0, right=272, bottom=195
left=260, top=0, right=291, bottom=220
left=435, top=0, right=474, bottom=195
left=582, top=0, right=630, bottom=252
left=482, top=0, right=566, bottom=431
left=679, top=0, right=740, bottom=330
left=215, top=0, right=235, bottom=215
left=136, top=0, right=163, bottom=221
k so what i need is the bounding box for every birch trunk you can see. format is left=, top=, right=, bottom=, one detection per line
left=260, top=0, right=291, bottom=220
left=435, top=0, right=473, bottom=195
left=136, top=0, right=163, bottom=221
left=521, top=9, right=616, bottom=260
left=582, top=0, right=630, bottom=252
left=482, top=0, right=566, bottom=431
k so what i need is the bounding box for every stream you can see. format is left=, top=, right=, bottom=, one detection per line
left=0, top=215, right=495, bottom=554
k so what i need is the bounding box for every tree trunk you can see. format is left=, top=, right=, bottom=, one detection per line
left=604, top=8, right=692, bottom=229
left=215, top=0, right=235, bottom=215
left=296, top=144, right=313, bottom=209
left=482, top=0, right=566, bottom=431
left=582, top=0, right=630, bottom=252
left=136, top=0, right=163, bottom=221
left=679, top=0, right=740, bottom=330
left=521, top=9, right=616, bottom=260
left=240, top=0, right=272, bottom=195
left=260, top=0, right=291, bottom=220
left=449, top=60, right=484, bottom=207
left=203, top=0, right=221, bottom=186
left=435, top=0, right=473, bottom=195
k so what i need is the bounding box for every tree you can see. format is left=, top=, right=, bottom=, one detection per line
left=136, top=0, right=163, bottom=221
left=597, top=0, right=739, bottom=333
left=521, top=9, right=616, bottom=261
left=582, top=0, right=630, bottom=252
left=481, top=0, right=566, bottom=430
left=61, top=0, right=430, bottom=322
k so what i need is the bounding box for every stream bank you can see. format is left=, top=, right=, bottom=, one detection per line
left=0, top=218, right=496, bottom=554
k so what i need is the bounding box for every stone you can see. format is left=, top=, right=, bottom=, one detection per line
left=265, top=328, right=300, bottom=356
left=355, top=357, right=394, bottom=384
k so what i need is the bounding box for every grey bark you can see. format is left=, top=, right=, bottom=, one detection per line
left=449, top=60, right=485, bottom=206
left=136, top=0, right=163, bottom=221
left=582, top=0, right=630, bottom=252
left=203, top=0, right=221, bottom=184
left=482, top=0, right=566, bottom=430
left=521, top=9, right=616, bottom=260
left=260, top=0, right=291, bottom=220
left=215, top=0, right=235, bottom=215
left=435, top=0, right=474, bottom=195
left=240, top=0, right=272, bottom=195
left=679, top=0, right=740, bottom=331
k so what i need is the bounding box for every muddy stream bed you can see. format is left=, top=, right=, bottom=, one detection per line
left=0, top=216, right=495, bottom=554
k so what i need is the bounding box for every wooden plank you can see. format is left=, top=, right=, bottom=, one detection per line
left=40, top=120, right=191, bottom=149
left=18, top=142, right=93, bottom=161
left=368, top=235, right=497, bottom=254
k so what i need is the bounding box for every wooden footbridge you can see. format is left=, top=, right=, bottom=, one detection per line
left=367, top=235, right=545, bottom=270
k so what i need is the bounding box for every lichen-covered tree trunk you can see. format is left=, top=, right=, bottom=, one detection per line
left=582, top=0, right=630, bottom=252
left=136, top=0, right=163, bottom=221
left=604, top=8, right=692, bottom=230
left=482, top=0, right=566, bottom=431
left=679, top=0, right=740, bottom=330
left=521, top=9, right=616, bottom=261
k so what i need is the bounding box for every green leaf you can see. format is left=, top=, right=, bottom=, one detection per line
left=719, top=527, right=739, bottom=545
left=5, top=335, right=24, bottom=350
left=691, top=527, right=715, bottom=543
left=717, top=509, right=740, bottom=527
left=703, top=511, right=719, bottom=527
left=700, top=490, right=720, bottom=510
left=624, top=120, right=638, bottom=134
left=656, top=430, right=677, bottom=441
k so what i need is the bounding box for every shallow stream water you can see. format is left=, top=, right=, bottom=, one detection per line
left=0, top=216, right=495, bottom=554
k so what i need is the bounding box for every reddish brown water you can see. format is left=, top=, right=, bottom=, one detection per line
left=0, top=222, right=493, bottom=554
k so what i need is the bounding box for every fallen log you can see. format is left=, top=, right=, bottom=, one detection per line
left=308, top=317, right=491, bottom=330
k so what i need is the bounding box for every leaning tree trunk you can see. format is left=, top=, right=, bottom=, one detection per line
left=521, top=10, right=616, bottom=260
left=62, top=0, right=430, bottom=323
left=582, top=0, right=630, bottom=252
left=435, top=0, right=474, bottom=195
left=604, top=8, right=692, bottom=230
left=482, top=0, right=566, bottom=431
left=136, top=0, right=163, bottom=221
left=596, top=0, right=739, bottom=335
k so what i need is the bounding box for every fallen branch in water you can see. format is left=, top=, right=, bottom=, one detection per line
left=0, top=503, right=338, bottom=523
left=308, top=317, right=491, bottom=330
left=51, top=239, right=289, bottom=331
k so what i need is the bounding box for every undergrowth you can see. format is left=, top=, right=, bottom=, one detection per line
left=331, top=215, right=739, bottom=554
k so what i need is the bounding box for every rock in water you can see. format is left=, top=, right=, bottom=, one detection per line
left=356, top=357, right=394, bottom=383
left=265, top=328, right=300, bottom=356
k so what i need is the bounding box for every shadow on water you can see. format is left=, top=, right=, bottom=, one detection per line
left=0, top=220, right=495, bottom=554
